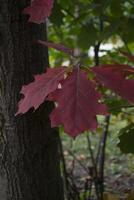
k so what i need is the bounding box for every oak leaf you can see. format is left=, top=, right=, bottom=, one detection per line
left=92, top=64, right=134, bottom=104
left=23, top=0, right=53, bottom=24
left=49, top=67, right=108, bottom=137
left=16, top=67, right=66, bottom=115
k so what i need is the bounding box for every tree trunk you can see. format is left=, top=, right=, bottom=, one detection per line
left=0, top=0, right=64, bottom=200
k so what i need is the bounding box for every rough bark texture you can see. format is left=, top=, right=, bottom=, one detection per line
left=0, top=0, right=64, bottom=200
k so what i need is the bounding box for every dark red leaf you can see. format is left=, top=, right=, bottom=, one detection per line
left=38, top=40, right=74, bottom=56
left=16, top=67, right=66, bottom=115
left=49, top=67, right=108, bottom=137
left=23, top=0, right=53, bottom=24
left=92, top=64, right=134, bottom=104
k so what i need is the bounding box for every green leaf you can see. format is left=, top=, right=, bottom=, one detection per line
left=77, top=24, right=97, bottom=48
left=50, top=2, right=65, bottom=26
left=118, top=123, right=134, bottom=154
left=105, top=98, right=127, bottom=115
left=110, top=0, right=123, bottom=17
left=99, top=22, right=119, bottom=41
left=121, top=17, right=134, bottom=43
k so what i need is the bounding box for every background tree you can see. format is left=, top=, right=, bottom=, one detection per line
left=0, top=1, right=63, bottom=200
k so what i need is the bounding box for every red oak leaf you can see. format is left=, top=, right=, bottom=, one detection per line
left=49, top=67, right=108, bottom=137
left=38, top=40, right=74, bottom=56
left=23, top=0, right=53, bottom=24
left=16, top=67, right=66, bottom=115
left=92, top=64, right=134, bottom=104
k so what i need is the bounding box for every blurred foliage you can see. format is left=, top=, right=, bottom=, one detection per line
left=118, top=123, right=134, bottom=154
left=48, top=0, right=134, bottom=66
left=48, top=0, right=134, bottom=192
left=60, top=112, right=134, bottom=175
left=48, top=0, right=134, bottom=148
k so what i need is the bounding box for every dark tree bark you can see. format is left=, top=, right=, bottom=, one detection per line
left=0, top=1, right=64, bottom=200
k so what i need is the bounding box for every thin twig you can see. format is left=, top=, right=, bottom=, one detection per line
left=94, top=42, right=101, bottom=66
left=121, top=111, right=134, bottom=115
left=86, top=134, right=100, bottom=199
left=98, top=115, right=110, bottom=200
left=109, top=105, right=134, bottom=110
left=93, top=16, right=104, bottom=200
left=86, top=134, right=96, bottom=169
left=59, top=136, right=70, bottom=200
left=66, top=148, right=89, bottom=174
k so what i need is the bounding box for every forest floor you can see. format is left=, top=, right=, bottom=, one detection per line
left=68, top=162, right=134, bottom=199
left=64, top=159, right=134, bottom=200
left=61, top=128, right=134, bottom=200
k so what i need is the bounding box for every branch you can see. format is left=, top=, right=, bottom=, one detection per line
left=86, top=134, right=100, bottom=200
left=97, top=115, right=110, bottom=200
left=59, top=136, right=70, bottom=200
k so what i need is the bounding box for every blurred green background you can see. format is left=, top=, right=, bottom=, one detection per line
left=47, top=0, right=134, bottom=197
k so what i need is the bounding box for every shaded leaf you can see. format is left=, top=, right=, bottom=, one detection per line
left=16, top=67, right=66, bottom=115
left=92, top=64, right=134, bottom=104
left=121, top=17, right=134, bottom=43
left=110, top=0, right=123, bottom=17
left=49, top=67, right=108, bottom=137
left=118, top=123, right=134, bottom=154
left=23, top=0, right=53, bottom=24
left=77, top=24, right=97, bottom=48
left=50, top=1, right=65, bottom=26
left=105, top=98, right=127, bottom=115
